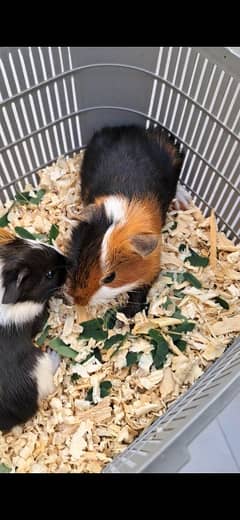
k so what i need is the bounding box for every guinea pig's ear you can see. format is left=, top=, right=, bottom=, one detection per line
left=130, top=234, right=160, bottom=257
left=2, top=267, right=30, bottom=304
left=16, top=267, right=30, bottom=289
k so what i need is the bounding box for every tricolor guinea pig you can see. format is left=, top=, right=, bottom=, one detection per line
left=67, top=125, right=187, bottom=317
left=0, top=228, right=67, bottom=431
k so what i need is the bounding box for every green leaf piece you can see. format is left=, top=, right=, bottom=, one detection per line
left=0, top=212, right=9, bottom=227
left=174, top=339, right=187, bottom=351
left=183, top=272, right=202, bottom=289
left=15, top=189, right=46, bottom=205
left=148, top=329, right=170, bottom=369
left=214, top=297, right=229, bottom=310
left=170, top=321, right=195, bottom=341
left=35, top=325, right=50, bottom=346
left=48, top=224, right=59, bottom=244
left=85, top=380, right=113, bottom=401
left=103, top=309, right=117, bottom=329
left=172, top=308, right=187, bottom=320
left=48, top=337, right=78, bottom=360
left=126, top=352, right=141, bottom=367
left=79, top=318, right=108, bottom=341
left=15, top=227, right=36, bottom=240
left=15, top=191, right=31, bottom=204
left=184, top=248, right=209, bottom=267
left=100, top=380, right=112, bottom=398
left=103, top=334, right=126, bottom=350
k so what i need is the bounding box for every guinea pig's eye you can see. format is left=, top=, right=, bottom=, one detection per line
left=102, top=272, right=116, bottom=284
left=46, top=270, right=54, bottom=279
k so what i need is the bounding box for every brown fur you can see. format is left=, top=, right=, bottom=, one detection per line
left=102, top=196, right=162, bottom=288
left=147, top=127, right=183, bottom=169
left=0, top=228, right=15, bottom=245
left=69, top=258, right=102, bottom=305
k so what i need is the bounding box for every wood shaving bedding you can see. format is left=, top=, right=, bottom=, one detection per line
left=0, top=152, right=239, bottom=474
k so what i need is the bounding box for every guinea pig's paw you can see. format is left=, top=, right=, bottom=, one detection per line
left=47, top=349, right=61, bottom=374
left=173, top=184, right=192, bottom=210
left=117, top=305, right=134, bottom=319
left=118, top=303, right=147, bottom=319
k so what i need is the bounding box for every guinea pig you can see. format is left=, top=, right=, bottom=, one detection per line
left=67, top=125, right=187, bottom=317
left=0, top=228, right=67, bottom=431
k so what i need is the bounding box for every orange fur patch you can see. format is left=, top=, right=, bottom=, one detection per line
left=69, top=258, right=102, bottom=306
left=103, top=197, right=162, bottom=288
left=95, top=196, right=107, bottom=207
left=0, top=228, right=15, bottom=245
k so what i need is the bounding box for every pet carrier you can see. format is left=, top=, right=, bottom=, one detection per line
left=0, top=46, right=239, bottom=472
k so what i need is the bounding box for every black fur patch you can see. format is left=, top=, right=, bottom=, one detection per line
left=80, top=124, right=185, bottom=222
left=68, top=205, right=112, bottom=288
left=0, top=239, right=67, bottom=304
left=0, top=325, right=40, bottom=431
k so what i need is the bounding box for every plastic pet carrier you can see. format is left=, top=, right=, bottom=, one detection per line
left=0, top=46, right=239, bottom=473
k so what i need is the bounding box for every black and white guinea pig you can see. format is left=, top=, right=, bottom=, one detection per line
left=0, top=228, right=67, bottom=432
left=67, top=124, right=190, bottom=317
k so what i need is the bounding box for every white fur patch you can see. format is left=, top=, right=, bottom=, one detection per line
left=33, top=353, right=55, bottom=403
left=89, top=282, right=137, bottom=305
left=0, top=301, right=44, bottom=326
left=100, top=196, right=128, bottom=270
left=104, top=196, right=127, bottom=224
left=101, top=224, right=115, bottom=270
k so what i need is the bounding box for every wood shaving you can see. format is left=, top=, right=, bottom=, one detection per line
left=211, top=315, right=240, bottom=336
left=159, top=368, right=176, bottom=398
left=0, top=151, right=239, bottom=473
left=210, top=209, right=217, bottom=270
left=139, top=370, right=164, bottom=390
left=132, top=317, right=182, bottom=334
